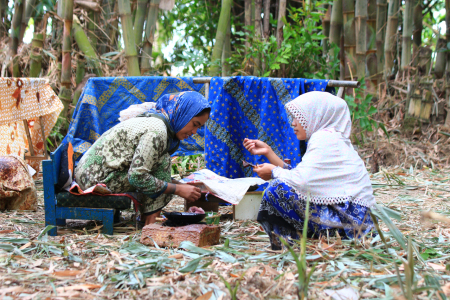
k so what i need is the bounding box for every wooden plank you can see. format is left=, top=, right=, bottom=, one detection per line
left=22, top=119, right=35, bottom=156
left=38, top=116, right=49, bottom=159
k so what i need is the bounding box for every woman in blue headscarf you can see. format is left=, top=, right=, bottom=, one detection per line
left=74, top=91, right=210, bottom=225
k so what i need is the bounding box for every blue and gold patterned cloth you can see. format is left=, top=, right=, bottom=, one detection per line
left=205, top=76, right=334, bottom=178
left=62, top=77, right=207, bottom=162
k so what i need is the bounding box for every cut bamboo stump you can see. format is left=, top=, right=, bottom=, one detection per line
left=140, top=224, right=221, bottom=248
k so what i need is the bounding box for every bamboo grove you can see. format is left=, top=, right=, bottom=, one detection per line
left=0, top=0, right=448, bottom=125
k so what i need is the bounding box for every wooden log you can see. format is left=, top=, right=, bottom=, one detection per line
left=140, top=224, right=221, bottom=247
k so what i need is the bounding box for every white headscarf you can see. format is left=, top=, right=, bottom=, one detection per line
left=272, top=92, right=375, bottom=208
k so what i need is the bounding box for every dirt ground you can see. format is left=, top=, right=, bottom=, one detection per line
left=1, top=167, right=450, bottom=299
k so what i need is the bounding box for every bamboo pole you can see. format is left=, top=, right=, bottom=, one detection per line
left=355, top=0, right=367, bottom=80
left=59, top=0, right=74, bottom=119
left=376, top=0, right=387, bottom=75
left=254, top=0, right=262, bottom=75
left=366, top=0, right=377, bottom=89
left=19, top=0, right=37, bottom=42
left=10, top=0, right=24, bottom=77
left=100, top=0, right=114, bottom=54
left=276, top=0, right=286, bottom=77
left=263, top=0, right=270, bottom=38
left=322, top=5, right=331, bottom=57
left=134, top=0, right=150, bottom=46
left=141, top=0, right=160, bottom=74
left=384, top=0, right=399, bottom=76
left=110, top=1, right=120, bottom=49
left=401, top=0, right=413, bottom=70
left=73, top=15, right=103, bottom=77
left=210, top=0, right=232, bottom=77
left=343, top=0, right=356, bottom=80
left=222, top=9, right=231, bottom=76
left=445, top=0, right=450, bottom=126
left=412, top=1, right=422, bottom=66
left=244, top=0, right=251, bottom=71
left=72, top=54, right=85, bottom=107
left=329, top=0, right=342, bottom=79
left=118, top=0, right=141, bottom=76
left=29, top=33, right=44, bottom=77
left=0, top=0, right=7, bottom=38
left=435, top=38, right=446, bottom=79
left=88, top=10, right=98, bottom=50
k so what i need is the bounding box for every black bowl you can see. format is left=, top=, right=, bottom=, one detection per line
left=163, top=212, right=206, bottom=225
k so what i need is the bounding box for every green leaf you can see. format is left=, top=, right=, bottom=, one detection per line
left=37, top=225, right=56, bottom=241
left=379, top=123, right=389, bottom=139
left=0, top=238, right=29, bottom=244
left=179, top=241, right=212, bottom=255
left=179, top=257, right=203, bottom=273
left=368, top=106, right=378, bottom=115
left=373, top=204, right=406, bottom=250
left=0, top=244, right=16, bottom=251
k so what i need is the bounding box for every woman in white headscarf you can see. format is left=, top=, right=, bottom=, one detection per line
left=243, top=91, right=375, bottom=250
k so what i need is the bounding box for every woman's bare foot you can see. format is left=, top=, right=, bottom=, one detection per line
left=144, top=210, right=161, bottom=225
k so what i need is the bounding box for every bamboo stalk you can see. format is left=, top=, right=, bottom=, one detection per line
left=141, top=0, right=160, bottom=74
left=263, top=0, right=270, bottom=38
left=355, top=0, right=367, bottom=80
left=118, top=0, right=141, bottom=76
left=0, top=0, right=7, bottom=38
left=222, top=8, right=231, bottom=76
left=376, top=0, right=387, bottom=74
left=72, top=54, right=85, bottom=107
left=29, top=33, right=44, bottom=77
left=343, top=0, right=355, bottom=80
left=322, top=5, right=331, bottom=57
left=10, top=0, right=24, bottom=77
left=412, top=1, right=422, bottom=66
left=73, top=15, right=103, bottom=77
left=445, top=0, right=450, bottom=126
left=276, top=0, right=286, bottom=77
left=19, top=0, right=37, bottom=42
left=254, top=0, right=262, bottom=75
left=384, top=0, right=399, bottom=76
left=210, top=0, right=232, bottom=76
left=134, top=0, right=150, bottom=46
left=329, top=0, right=342, bottom=79
left=100, top=0, right=114, bottom=54
left=110, top=1, right=120, bottom=49
left=88, top=10, right=98, bottom=50
left=401, top=0, right=413, bottom=70
left=59, top=0, right=74, bottom=119
left=244, top=0, right=251, bottom=63
left=435, top=38, right=446, bottom=79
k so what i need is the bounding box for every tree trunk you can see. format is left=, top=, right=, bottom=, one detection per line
left=244, top=0, right=252, bottom=72
left=276, top=0, right=286, bottom=77
left=376, top=0, right=387, bottom=75
left=366, top=0, right=377, bottom=89
left=322, top=5, right=331, bottom=57
left=355, top=0, right=367, bottom=80
left=384, top=0, right=399, bottom=76
left=110, top=1, right=120, bottom=50
left=329, top=0, right=342, bottom=79
left=29, top=33, right=44, bottom=77
left=253, top=0, right=262, bottom=75
left=343, top=0, right=355, bottom=80
left=19, top=0, right=37, bottom=42
left=401, top=0, right=413, bottom=70
left=134, top=0, right=150, bottom=46
left=141, top=0, right=160, bottom=74
left=210, top=0, right=232, bottom=76
left=10, top=0, right=24, bottom=77
left=263, top=0, right=270, bottom=38
left=0, top=0, right=8, bottom=38
left=59, top=0, right=74, bottom=119
left=222, top=6, right=231, bottom=76
left=73, top=15, right=103, bottom=77
left=412, top=0, right=422, bottom=66
left=118, top=0, right=141, bottom=76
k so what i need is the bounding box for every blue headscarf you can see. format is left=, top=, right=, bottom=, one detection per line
left=141, top=91, right=210, bottom=154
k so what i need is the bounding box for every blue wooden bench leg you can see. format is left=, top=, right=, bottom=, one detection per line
left=56, top=219, right=66, bottom=226
left=102, top=210, right=114, bottom=235
left=43, top=160, right=58, bottom=236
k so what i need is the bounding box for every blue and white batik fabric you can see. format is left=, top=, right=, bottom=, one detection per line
left=258, top=92, right=375, bottom=249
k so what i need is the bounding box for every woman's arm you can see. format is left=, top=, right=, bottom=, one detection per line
left=243, top=138, right=284, bottom=167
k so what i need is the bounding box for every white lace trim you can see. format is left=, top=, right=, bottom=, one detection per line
left=276, top=178, right=374, bottom=208
left=285, top=102, right=308, bottom=132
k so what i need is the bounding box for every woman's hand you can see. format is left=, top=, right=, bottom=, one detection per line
left=253, top=163, right=276, bottom=181
left=175, top=184, right=201, bottom=202
left=243, top=138, right=272, bottom=156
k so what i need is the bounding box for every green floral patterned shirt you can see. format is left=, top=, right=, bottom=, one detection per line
left=74, top=117, right=171, bottom=197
